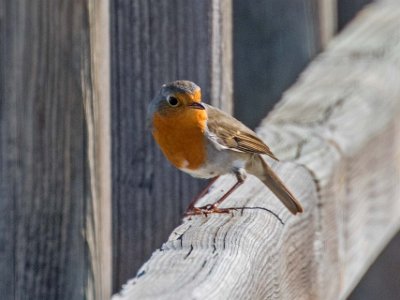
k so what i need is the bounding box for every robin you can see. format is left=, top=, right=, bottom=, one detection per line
left=147, top=80, right=303, bottom=215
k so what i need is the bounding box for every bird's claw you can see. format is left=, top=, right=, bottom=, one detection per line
left=184, top=204, right=231, bottom=217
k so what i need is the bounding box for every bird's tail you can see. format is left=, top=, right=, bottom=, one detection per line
left=248, top=155, right=303, bottom=215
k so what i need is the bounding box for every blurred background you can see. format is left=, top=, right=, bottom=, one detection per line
left=1, top=0, right=399, bottom=299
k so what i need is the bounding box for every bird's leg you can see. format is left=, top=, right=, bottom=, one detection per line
left=185, top=176, right=219, bottom=215
left=186, top=169, right=246, bottom=216
left=202, top=173, right=244, bottom=213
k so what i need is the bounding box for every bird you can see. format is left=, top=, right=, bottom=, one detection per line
left=147, top=80, right=303, bottom=216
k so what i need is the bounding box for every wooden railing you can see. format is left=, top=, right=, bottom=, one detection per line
left=113, top=2, right=400, bottom=299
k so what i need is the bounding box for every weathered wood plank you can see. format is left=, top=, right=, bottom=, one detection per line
left=110, top=0, right=232, bottom=290
left=83, top=1, right=112, bottom=299
left=113, top=2, right=400, bottom=299
left=0, top=1, right=110, bottom=299
left=318, top=0, right=337, bottom=47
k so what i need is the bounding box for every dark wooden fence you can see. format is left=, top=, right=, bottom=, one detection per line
left=1, top=1, right=96, bottom=299
left=1, top=1, right=391, bottom=299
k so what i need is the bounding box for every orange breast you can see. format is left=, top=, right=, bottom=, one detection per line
left=152, top=109, right=207, bottom=170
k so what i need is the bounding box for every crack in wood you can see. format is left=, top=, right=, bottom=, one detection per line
left=298, top=164, right=321, bottom=194
left=322, top=98, right=346, bottom=124
left=184, top=244, right=194, bottom=259
left=207, top=256, right=219, bottom=277
left=174, top=225, right=192, bottom=248
left=137, top=270, right=146, bottom=278
left=294, top=139, right=308, bottom=160
left=212, top=216, right=233, bottom=254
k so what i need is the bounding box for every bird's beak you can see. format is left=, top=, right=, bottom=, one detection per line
left=188, top=102, right=205, bottom=110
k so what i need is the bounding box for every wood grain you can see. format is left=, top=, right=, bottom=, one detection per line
left=83, top=1, right=112, bottom=299
left=113, top=2, right=400, bottom=299
left=0, top=1, right=110, bottom=299
left=110, top=0, right=232, bottom=290
left=318, top=0, right=338, bottom=47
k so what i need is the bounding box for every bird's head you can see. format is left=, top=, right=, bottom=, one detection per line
left=147, top=80, right=206, bottom=122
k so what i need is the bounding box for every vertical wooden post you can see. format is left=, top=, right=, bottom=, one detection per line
left=0, top=0, right=111, bottom=299
left=210, top=0, right=233, bottom=113
left=318, top=0, right=338, bottom=47
left=84, top=1, right=112, bottom=299
left=110, top=0, right=233, bottom=290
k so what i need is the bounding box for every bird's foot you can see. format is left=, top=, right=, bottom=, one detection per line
left=184, top=204, right=232, bottom=217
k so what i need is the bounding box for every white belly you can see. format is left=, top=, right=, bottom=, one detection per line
left=179, top=165, right=219, bottom=179
left=179, top=137, right=250, bottom=179
left=180, top=157, right=247, bottom=179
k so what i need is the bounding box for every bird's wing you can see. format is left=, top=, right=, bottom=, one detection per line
left=205, top=104, right=278, bottom=160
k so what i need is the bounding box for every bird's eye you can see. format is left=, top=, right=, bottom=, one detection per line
left=167, top=96, right=179, bottom=107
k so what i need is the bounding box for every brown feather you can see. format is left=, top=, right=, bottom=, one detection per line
left=205, top=104, right=278, bottom=160
left=257, top=156, right=303, bottom=214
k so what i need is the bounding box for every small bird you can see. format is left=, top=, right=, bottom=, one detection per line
left=147, top=80, right=303, bottom=215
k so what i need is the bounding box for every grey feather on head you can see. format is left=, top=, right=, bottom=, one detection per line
left=162, top=80, right=200, bottom=94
